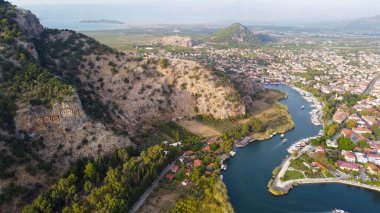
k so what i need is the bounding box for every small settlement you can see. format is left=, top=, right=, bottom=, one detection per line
left=164, top=138, right=236, bottom=185
left=270, top=96, right=380, bottom=195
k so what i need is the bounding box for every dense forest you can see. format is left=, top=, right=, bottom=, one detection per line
left=23, top=144, right=179, bottom=212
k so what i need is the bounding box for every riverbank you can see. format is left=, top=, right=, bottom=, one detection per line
left=271, top=176, right=380, bottom=195
left=223, top=84, right=380, bottom=213
left=267, top=84, right=324, bottom=195
left=251, top=89, right=295, bottom=141
left=254, top=109, right=295, bottom=141
left=267, top=85, right=380, bottom=196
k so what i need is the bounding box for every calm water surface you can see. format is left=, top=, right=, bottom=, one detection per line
left=222, top=84, right=380, bottom=213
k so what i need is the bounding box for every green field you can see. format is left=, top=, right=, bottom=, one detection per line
left=283, top=170, right=305, bottom=181
left=81, top=30, right=159, bottom=50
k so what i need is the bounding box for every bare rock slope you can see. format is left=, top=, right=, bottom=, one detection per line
left=152, top=35, right=194, bottom=47
left=37, top=30, right=247, bottom=135
left=15, top=95, right=129, bottom=167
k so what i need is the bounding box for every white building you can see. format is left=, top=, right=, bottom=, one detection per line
left=354, top=152, right=368, bottom=163
left=326, top=139, right=338, bottom=148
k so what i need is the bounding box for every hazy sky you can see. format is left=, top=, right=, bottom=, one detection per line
left=9, top=0, right=380, bottom=25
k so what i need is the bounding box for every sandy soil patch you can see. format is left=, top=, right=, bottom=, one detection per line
left=178, top=120, right=221, bottom=137
left=137, top=183, right=183, bottom=213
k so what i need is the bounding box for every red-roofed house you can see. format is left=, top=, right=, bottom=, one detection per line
left=341, top=128, right=352, bottom=137
left=333, top=111, right=349, bottom=124
left=165, top=173, right=175, bottom=181
left=194, top=160, right=202, bottom=167
left=172, top=165, right=180, bottom=173
left=312, top=162, right=327, bottom=170
left=184, top=150, right=194, bottom=156
left=364, top=148, right=376, bottom=154
left=202, top=146, right=210, bottom=152
left=342, top=150, right=356, bottom=162
left=341, top=128, right=359, bottom=142
left=352, top=127, right=372, bottom=134
left=337, top=160, right=359, bottom=171
left=367, top=163, right=379, bottom=175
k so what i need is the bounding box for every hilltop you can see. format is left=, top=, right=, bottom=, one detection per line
left=209, top=23, right=272, bottom=46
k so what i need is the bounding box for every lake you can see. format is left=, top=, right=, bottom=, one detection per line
left=222, top=84, right=380, bottom=213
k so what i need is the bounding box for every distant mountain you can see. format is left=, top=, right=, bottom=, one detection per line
left=79, top=19, right=124, bottom=24
left=307, top=15, right=380, bottom=34
left=209, top=23, right=273, bottom=46
left=338, top=15, right=380, bottom=33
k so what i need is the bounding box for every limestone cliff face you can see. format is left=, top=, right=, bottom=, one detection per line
left=14, top=95, right=130, bottom=167
left=231, top=73, right=264, bottom=112
left=38, top=30, right=247, bottom=135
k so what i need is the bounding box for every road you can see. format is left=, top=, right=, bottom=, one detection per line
left=130, top=157, right=179, bottom=213
left=363, top=74, right=380, bottom=94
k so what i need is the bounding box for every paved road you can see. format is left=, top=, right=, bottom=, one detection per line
left=130, top=157, right=179, bottom=213
left=363, top=74, right=380, bottom=94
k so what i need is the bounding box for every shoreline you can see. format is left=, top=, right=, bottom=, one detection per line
left=267, top=83, right=380, bottom=196
left=235, top=91, right=295, bottom=147
left=270, top=177, right=380, bottom=195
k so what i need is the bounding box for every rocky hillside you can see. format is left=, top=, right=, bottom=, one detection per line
left=36, top=29, right=246, bottom=136
left=0, top=2, right=128, bottom=211
left=210, top=23, right=272, bottom=46
left=0, top=1, right=250, bottom=210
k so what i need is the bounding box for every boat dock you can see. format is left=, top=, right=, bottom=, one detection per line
left=235, top=136, right=254, bottom=148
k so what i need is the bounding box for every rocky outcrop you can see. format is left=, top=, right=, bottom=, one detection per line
left=152, top=36, right=194, bottom=47
left=15, top=94, right=131, bottom=167
left=38, top=30, right=247, bottom=135
left=230, top=72, right=264, bottom=111
left=15, top=8, right=43, bottom=39
left=79, top=55, right=246, bottom=135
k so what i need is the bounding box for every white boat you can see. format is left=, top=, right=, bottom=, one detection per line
left=229, top=151, right=236, bottom=157
left=281, top=138, right=287, bottom=143
left=331, top=209, right=348, bottom=213
left=301, top=105, right=305, bottom=109
left=280, top=134, right=285, bottom=138
left=223, top=164, right=227, bottom=170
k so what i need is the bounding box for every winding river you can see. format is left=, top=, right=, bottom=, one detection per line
left=222, top=84, right=380, bottom=213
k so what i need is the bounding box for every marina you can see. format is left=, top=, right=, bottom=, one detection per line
left=291, top=85, right=323, bottom=126
left=222, top=84, right=380, bottom=213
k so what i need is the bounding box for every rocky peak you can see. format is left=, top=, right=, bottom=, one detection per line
left=15, top=8, right=43, bottom=39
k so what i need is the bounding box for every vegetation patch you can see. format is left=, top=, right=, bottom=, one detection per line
left=283, top=170, right=305, bottom=181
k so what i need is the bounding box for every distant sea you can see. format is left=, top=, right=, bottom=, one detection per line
left=39, top=18, right=127, bottom=31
